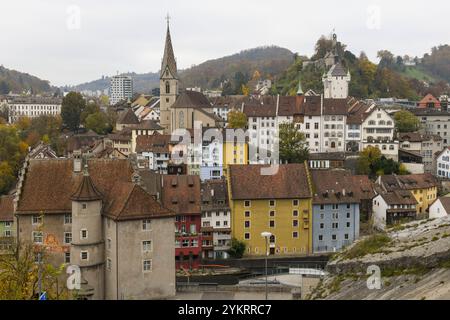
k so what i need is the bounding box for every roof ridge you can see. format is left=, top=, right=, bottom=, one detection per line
left=117, top=183, right=137, bottom=219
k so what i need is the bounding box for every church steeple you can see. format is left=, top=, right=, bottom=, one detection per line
left=159, top=14, right=179, bottom=134
left=160, top=14, right=178, bottom=80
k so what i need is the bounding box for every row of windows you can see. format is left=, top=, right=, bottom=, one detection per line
left=244, top=219, right=301, bottom=229
left=202, top=220, right=229, bottom=227
left=367, top=120, right=393, bottom=126
left=318, top=234, right=350, bottom=241
left=319, top=222, right=352, bottom=229
left=243, top=200, right=300, bottom=207
left=244, top=232, right=300, bottom=240
left=175, top=239, right=199, bottom=248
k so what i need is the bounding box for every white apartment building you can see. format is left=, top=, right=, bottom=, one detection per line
left=109, top=75, right=133, bottom=105
left=361, top=107, right=399, bottom=161
left=200, top=179, right=231, bottom=260
left=436, top=147, right=450, bottom=178
left=411, top=109, right=450, bottom=146
left=296, top=95, right=348, bottom=153
left=7, top=97, right=62, bottom=123
left=399, top=132, right=442, bottom=174
left=200, top=137, right=224, bottom=181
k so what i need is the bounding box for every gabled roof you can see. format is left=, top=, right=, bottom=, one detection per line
left=311, top=170, right=361, bottom=204
left=171, top=91, right=211, bottom=109
left=379, top=190, right=418, bottom=206
left=436, top=197, right=450, bottom=215
left=242, top=97, right=277, bottom=117
left=300, top=96, right=348, bottom=116
left=117, top=108, right=140, bottom=125
left=419, top=94, right=440, bottom=106
left=15, top=159, right=172, bottom=220
left=136, top=134, right=171, bottom=153
left=379, top=174, right=438, bottom=191
left=160, top=24, right=178, bottom=79
left=201, top=179, right=229, bottom=211
left=131, top=120, right=163, bottom=131
left=0, top=195, right=14, bottom=222
left=398, top=132, right=441, bottom=143
left=104, top=183, right=173, bottom=221
left=161, top=175, right=202, bottom=215
left=228, top=164, right=312, bottom=200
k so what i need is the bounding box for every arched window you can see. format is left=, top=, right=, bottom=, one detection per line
left=269, top=235, right=275, bottom=243
left=179, top=111, right=184, bottom=128
left=165, top=81, right=170, bottom=94
left=331, top=141, right=336, bottom=149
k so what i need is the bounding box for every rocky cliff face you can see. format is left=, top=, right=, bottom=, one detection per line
left=308, top=217, right=450, bottom=300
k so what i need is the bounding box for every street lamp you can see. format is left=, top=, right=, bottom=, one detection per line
left=261, top=231, right=272, bottom=300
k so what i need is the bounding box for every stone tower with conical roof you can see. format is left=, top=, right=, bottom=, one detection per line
left=160, top=15, right=179, bottom=134
left=70, top=164, right=104, bottom=300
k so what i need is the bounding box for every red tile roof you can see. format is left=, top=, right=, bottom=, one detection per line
left=16, top=159, right=173, bottom=220
left=0, top=195, right=14, bottom=222
left=136, top=134, right=171, bottom=153
left=161, top=175, right=202, bottom=215
left=228, top=164, right=312, bottom=200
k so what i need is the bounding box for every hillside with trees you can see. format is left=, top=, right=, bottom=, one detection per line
left=0, top=65, right=54, bottom=94
left=179, top=46, right=295, bottom=90
left=69, top=72, right=160, bottom=94
left=273, top=36, right=450, bottom=100
left=71, top=46, right=295, bottom=94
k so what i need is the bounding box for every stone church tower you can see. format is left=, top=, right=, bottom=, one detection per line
left=70, top=165, right=105, bottom=300
left=160, top=17, right=179, bottom=134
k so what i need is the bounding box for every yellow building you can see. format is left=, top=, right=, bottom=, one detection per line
left=223, top=133, right=248, bottom=176
left=227, top=163, right=313, bottom=256
left=377, top=174, right=438, bottom=216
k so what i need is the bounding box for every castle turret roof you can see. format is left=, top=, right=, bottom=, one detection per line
left=71, top=169, right=103, bottom=202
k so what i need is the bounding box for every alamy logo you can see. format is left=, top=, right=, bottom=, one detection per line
left=66, top=5, right=81, bottom=30
left=66, top=265, right=81, bottom=290
left=366, top=265, right=381, bottom=290
left=366, top=5, right=381, bottom=30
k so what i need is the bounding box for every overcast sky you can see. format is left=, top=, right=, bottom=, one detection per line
left=0, top=0, right=448, bottom=87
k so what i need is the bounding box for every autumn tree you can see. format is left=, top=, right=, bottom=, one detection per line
left=357, top=146, right=382, bottom=175
left=0, top=242, right=68, bottom=300
left=394, top=110, right=421, bottom=132
left=227, top=110, right=247, bottom=129
left=81, top=102, right=100, bottom=125
left=61, top=92, right=86, bottom=132
left=279, top=122, right=309, bottom=164
left=85, top=111, right=112, bottom=135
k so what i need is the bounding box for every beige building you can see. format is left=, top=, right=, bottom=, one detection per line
left=14, top=158, right=176, bottom=300
left=171, top=91, right=223, bottom=131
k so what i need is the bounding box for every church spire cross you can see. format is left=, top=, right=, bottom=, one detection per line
left=166, top=13, right=171, bottom=27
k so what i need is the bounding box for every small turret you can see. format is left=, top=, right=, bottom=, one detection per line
left=70, top=164, right=105, bottom=299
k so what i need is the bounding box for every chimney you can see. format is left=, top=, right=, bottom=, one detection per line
left=73, top=150, right=82, bottom=173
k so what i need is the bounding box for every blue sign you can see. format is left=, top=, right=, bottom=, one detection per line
left=39, top=292, right=47, bottom=301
